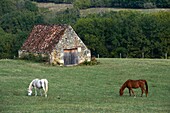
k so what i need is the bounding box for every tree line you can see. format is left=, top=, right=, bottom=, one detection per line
left=0, top=0, right=170, bottom=59
left=74, top=11, right=170, bottom=58
left=0, top=0, right=44, bottom=58
left=31, top=0, right=170, bottom=8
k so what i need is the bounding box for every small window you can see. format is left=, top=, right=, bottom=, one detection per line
left=84, top=50, right=90, bottom=55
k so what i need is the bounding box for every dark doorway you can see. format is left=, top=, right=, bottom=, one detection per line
left=64, top=49, right=78, bottom=66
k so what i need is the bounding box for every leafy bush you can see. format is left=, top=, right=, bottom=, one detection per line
left=80, top=57, right=100, bottom=66
left=20, top=53, right=49, bottom=63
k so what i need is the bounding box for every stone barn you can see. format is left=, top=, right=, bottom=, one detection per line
left=19, top=24, right=91, bottom=66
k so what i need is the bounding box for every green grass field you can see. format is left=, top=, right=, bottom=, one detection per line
left=36, top=3, right=73, bottom=12
left=36, top=3, right=170, bottom=17
left=0, top=58, right=170, bottom=113
left=80, top=8, right=170, bottom=16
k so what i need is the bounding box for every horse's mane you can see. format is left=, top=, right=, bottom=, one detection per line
left=28, top=79, right=39, bottom=90
left=120, top=80, right=128, bottom=91
left=28, top=80, right=34, bottom=90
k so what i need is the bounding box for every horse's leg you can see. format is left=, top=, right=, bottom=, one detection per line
left=130, top=88, right=135, bottom=96
left=44, top=88, right=47, bottom=97
left=42, top=83, right=47, bottom=97
left=140, top=87, right=145, bottom=97
left=34, top=87, right=37, bottom=96
left=40, top=89, right=42, bottom=96
left=45, top=93, right=47, bottom=97
left=128, top=88, right=131, bottom=96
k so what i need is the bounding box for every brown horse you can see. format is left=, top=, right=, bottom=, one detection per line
left=119, top=79, right=148, bottom=97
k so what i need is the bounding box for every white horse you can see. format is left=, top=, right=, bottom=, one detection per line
left=28, top=78, right=48, bottom=97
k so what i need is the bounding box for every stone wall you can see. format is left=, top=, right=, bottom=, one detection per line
left=50, top=25, right=91, bottom=65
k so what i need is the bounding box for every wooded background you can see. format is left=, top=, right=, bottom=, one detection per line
left=0, top=0, right=169, bottom=59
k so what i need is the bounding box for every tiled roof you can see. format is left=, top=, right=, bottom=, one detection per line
left=21, top=24, right=68, bottom=53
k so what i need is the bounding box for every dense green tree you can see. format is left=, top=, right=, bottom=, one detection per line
left=0, top=0, right=44, bottom=58
left=0, top=28, right=16, bottom=58
left=74, top=11, right=170, bottom=58
left=0, top=11, right=44, bottom=34
left=74, top=17, right=110, bottom=57
left=73, top=0, right=91, bottom=9
left=0, top=0, right=16, bottom=17
left=25, top=0, right=38, bottom=12
left=152, top=12, right=170, bottom=58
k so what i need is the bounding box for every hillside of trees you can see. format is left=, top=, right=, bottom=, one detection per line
left=74, top=12, right=170, bottom=58
left=0, top=0, right=44, bottom=58
left=0, top=0, right=170, bottom=59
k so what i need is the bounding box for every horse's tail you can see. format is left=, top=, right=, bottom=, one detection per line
left=44, top=79, right=48, bottom=97
left=144, top=80, right=148, bottom=97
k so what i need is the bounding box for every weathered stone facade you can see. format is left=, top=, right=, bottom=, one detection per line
left=19, top=25, right=91, bottom=66
left=50, top=25, right=91, bottom=65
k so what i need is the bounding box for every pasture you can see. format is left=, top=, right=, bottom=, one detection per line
left=35, top=3, right=170, bottom=17
left=80, top=8, right=170, bottom=16
left=0, top=58, right=170, bottom=113
left=36, top=3, right=73, bottom=12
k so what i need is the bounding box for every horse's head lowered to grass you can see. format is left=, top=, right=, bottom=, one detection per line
left=28, top=78, right=48, bottom=97
left=119, top=79, right=148, bottom=97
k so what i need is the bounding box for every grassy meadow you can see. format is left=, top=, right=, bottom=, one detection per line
left=36, top=3, right=170, bottom=17
left=0, top=58, right=170, bottom=113
left=36, top=3, right=73, bottom=12
left=79, top=8, right=170, bottom=16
